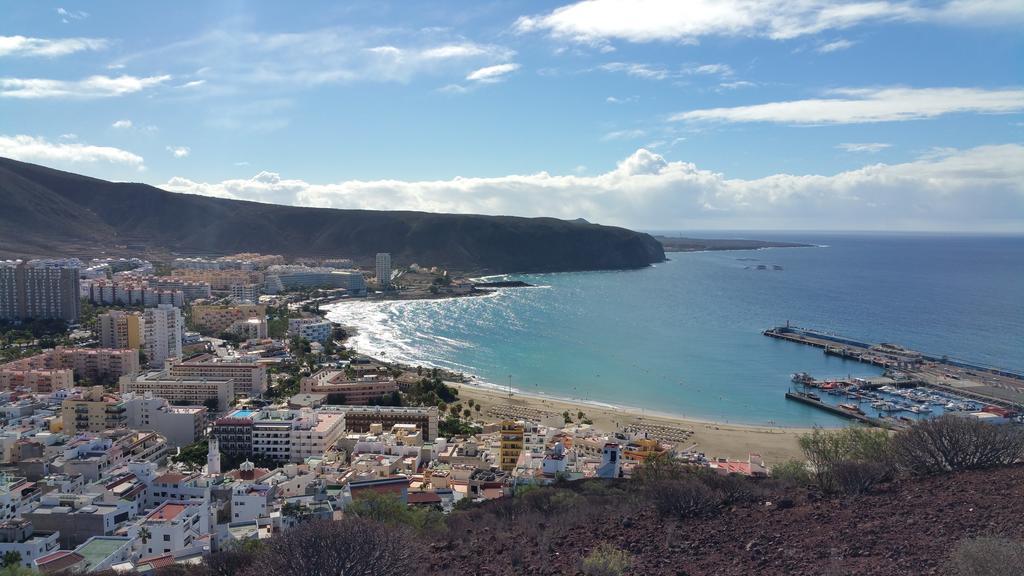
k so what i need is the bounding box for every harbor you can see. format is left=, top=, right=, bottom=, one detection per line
left=768, top=325, right=1024, bottom=428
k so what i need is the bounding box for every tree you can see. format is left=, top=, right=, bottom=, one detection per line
left=172, top=440, right=209, bottom=471
left=893, top=415, right=1024, bottom=475
left=1, top=552, right=20, bottom=568
left=139, top=526, right=152, bottom=544
left=204, top=398, right=220, bottom=412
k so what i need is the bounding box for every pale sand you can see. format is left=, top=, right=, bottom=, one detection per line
left=450, top=381, right=810, bottom=464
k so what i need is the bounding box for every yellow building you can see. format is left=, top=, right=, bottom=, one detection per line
left=190, top=303, right=267, bottom=335
left=61, top=386, right=127, bottom=433
left=498, top=420, right=524, bottom=473
left=98, top=311, right=144, bottom=350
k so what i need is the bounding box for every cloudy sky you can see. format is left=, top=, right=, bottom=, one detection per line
left=2, top=1, right=1022, bottom=231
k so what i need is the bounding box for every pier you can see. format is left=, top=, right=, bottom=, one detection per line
left=764, top=325, right=1024, bottom=411
left=784, top=391, right=905, bottom=430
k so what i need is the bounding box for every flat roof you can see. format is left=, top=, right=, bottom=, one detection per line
left=77, top=537, right=130, bottom=567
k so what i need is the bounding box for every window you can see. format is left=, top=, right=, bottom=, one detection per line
left=163, top=534, right=171, bottom=541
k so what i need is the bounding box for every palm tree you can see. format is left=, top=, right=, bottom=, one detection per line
left=2, top=551, right=21, bottom=568
left=139, top=527, right=151, bottom=545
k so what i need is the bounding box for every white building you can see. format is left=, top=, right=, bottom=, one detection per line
left=229, top=283, right=261, bottom=304
left=120, top=372, right=234, bottom=412
left=0, top=520, right=60, bottom=569
left=375, top=253, right=392, bottom=290
left=123, top=394, right=206, bottom=447
left=140, top=501, right=211, bottom=558
left=288, top=317, right=333, bottom=343
left=143, top=304, right=182, bottom=368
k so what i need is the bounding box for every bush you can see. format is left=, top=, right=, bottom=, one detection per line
left=648, top=477, right=721, bottom=518
left=893, top=416, right=1024, bottom=476
left=945, top=536, right=1024, bottom=576
left=798, top=427, right=895, bottom=494
left=581, top=543, right=633, bottom=576
left=832, top=460, right=891, bottom=495
left=771, top=459, right=813, bottom=486
left=696, top=471, right=765, bottom=505
left=240, top=518, right=421, bottom=576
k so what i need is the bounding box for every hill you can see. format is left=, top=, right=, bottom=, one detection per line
left=0, top=157, right=664, bottom=273
left=655, top=235, right=813, bottom=252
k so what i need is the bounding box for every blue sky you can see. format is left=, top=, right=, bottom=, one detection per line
left=1, top=1, right=1022, bottom=231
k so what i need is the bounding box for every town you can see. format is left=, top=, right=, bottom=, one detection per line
left=0, top=252, right=771, bottom=573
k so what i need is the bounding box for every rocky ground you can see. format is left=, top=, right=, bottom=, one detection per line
left=428, top=466, right=1024, bottom=576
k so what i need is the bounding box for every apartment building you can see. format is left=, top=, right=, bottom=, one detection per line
left=60, top=387, right=127, bottom=434
left=143, top=304, right=182, bottom=368
left=85, top=280, right=184, bottom=308
left=123, top=394, right=207, bottom=447
left=168, top=354, right=267, bottom=397
left=0, top=368, right=73, bottom=393
left=190, top=304, right=266, bottom=335
left=0, top=259, right=80, bottom=323
left=143, top=278, right=212, bottom=301
left=139, top=501, right=211, bottom=558
left=211, top=408, right=345, bottom=463
left=321, top=405, right=439, bottom=441
left=97, top=311, right=144, bottom=350
left=120, top=372, right=234, bottom=412
left=299, top=370, right=398, bottom=404
left=498, top=420, right=525, bottom=473
left=170, top=269, right=264, bottom=290
left=375, top=253, right=392, bottom=290
left=228, top=283, right=261, bottom=303
left=262, top=266, right=367, bottom=295
left=0, top=347, right=139, bottom=388
left=287, top=317, right=333, bottom=343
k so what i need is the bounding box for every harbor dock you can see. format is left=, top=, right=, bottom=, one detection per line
left=784, top=391, right=905, bottom=430
left=764, top=325, right=1024, bottom=411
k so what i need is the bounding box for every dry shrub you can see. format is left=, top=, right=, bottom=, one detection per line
left=945, top=536, right=1024, bottom=576
left=581, top=543, right=633, bottom=576
left=832, top=460, right=891, bottom=495
left=771, top=459, right=813, bottom=486
left=798, top=426, right=895, bottom=493
left=239, top=518, right=422, bottom=576
left=648, top=477, right=721, bottom=518
left=893, top=416, right=1024, bottom=476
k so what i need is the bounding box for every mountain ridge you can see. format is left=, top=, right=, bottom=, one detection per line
left=0, top=157, right=665, bottom=273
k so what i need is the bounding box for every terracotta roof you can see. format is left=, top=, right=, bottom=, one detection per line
left=146, top=502, right=188, bottom=522
left=407, top=492, right=442, bottom=504
left=36, top=551, right=84, bottom=573
left=138, top=553, right=176, bottom=570
left=154, top=472, right=189, bottom=485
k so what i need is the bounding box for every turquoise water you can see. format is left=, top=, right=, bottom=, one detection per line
left=326, top=234, right=1024, bottom=426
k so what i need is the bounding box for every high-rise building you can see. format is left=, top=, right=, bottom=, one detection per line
left=143, top=304, right=182, bottom=367
left=375, top=253, right=392, bottom=290
left=97, top=311, right=145, bottom=350
left=498, top=420, right=525, bottom=473
left=0, top=259, right=81, bottom=323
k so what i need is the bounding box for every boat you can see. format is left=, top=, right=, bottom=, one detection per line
left=839, top=403, right=865, bottom=415
left=805, top=392, right=821, bottom=401
left=792, top=372, right=815, bottom=385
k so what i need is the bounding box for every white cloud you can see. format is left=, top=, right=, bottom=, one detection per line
left=115, top=29, right=515, bottom=89
left=606, top=95, right=638, bottom=104
left=685, top=63, right=733, bottom=76
left=0, top=134, right=143, bottom=168
left=160, top=145, right=1024, bottom=232
left=111, top=119, right=133, bottom=129
left=817, top=38, right=857, bottom=52
left=838, top=142, right=891, bottom=153
left=672, top=87, right=1024, bottom=124
left=179, top=79, right=206, bottom=88
left=466, top=63, right=520, bottom=83
left=0, top=74, right=171, bottom=99
left=0, top=35, right=108, bottom=57
left=599, top=62, right=670, bottom=80
left=718, top=80, right=756, bottom=90
left=166, top=146, right=191, bottom=158
left=601, top=129, right=646, bottom=141
left=516, top=0, right=1024, bottom=44
left=57, top=8, right=89, bottom=23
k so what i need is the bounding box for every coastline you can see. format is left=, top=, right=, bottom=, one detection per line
left=448, top=380, right=809, bottom=463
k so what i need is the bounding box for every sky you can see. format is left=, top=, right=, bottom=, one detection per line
left=1, top=0, right=1023, bottom=232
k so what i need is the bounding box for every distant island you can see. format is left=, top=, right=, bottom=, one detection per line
left=0, top=157, right=664, bottom=274
left=655, top=236, right=814, bottom=252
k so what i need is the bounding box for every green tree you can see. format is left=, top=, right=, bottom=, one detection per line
left=1, top=552, right=21, bottom=568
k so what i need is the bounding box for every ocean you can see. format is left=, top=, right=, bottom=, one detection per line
left=325, top=233, right=1024, bottom=427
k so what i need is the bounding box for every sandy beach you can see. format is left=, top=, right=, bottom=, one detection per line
left=450, top=381, right=810, bottom=464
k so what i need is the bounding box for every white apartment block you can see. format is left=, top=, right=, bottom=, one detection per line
left=123, top=394, right=206, bottom=447
left=143, top=304, right=182, bottom=368
left=140, top=501, right=211, bottom=558
left=287, top=317, right=333, bottom=343
left=168, top=354, right=267, bottom=397
left=375, top=253, right=392, bottom=290
left=120, top=372, right=234, bottom=412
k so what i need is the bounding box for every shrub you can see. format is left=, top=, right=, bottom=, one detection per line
left=240, top=518, right=421, bottom=576
left=798, top=427, right=895, bottom=493
left=581, top=543, right=633, bottom=576
left=648, top=477, right=721, bottom=518
left=771, top=459, right=813, bottom=486
left=832, top=460, right=891, bottom=495
left=893, top=416, right=1024, bottom=476
left=697, top=471, right=765, bottom=505
left=945, top=536, right=1024, bottom=576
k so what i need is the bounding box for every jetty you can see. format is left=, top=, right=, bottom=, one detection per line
left=764, top=325, right=1024, bottom=411
left=784, top=391, right=905, bottom=430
